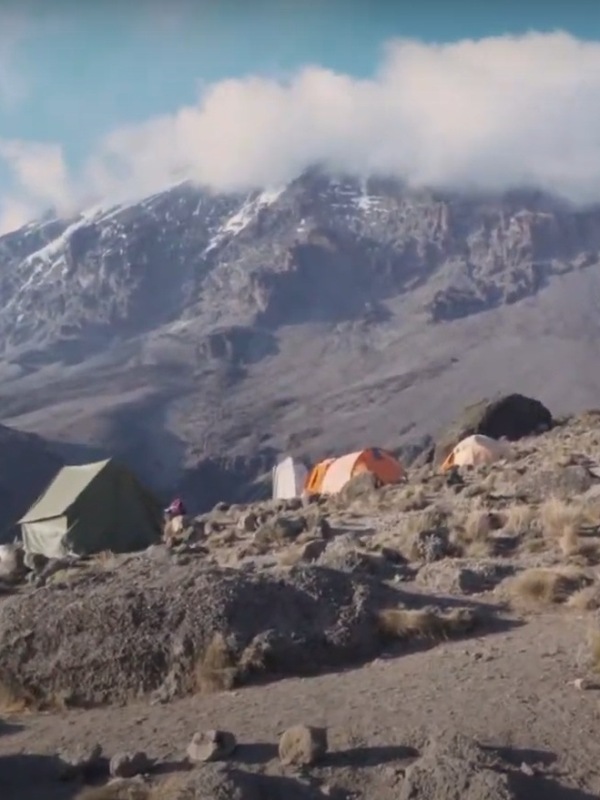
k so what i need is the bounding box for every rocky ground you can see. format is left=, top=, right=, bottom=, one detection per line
left=3, top=412, right=600, bottom=798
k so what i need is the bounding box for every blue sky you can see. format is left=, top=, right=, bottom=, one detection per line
left=1, top=0, right=600, bottom=230
left=2, top=0, right=598, bottom=164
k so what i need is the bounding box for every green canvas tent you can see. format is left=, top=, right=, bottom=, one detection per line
left=19, top=459, right=163, bottom=559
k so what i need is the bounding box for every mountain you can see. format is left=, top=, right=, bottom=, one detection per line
left=1, top=170, right=600, bottom=510
left=0, top=423, right=64, bottom=536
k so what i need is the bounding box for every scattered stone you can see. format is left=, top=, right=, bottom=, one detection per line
left=416, top=561, right=514, bottom=595
left=302, top=493, right=321, bottom=507
left=520, top=762, right=535, bottom=777
left=288, top=539, right=328, bottom=563
left=400, top=735, right=515, bottom=800
left=109, top=751, right=152, bottom=779
left=238, top=511, right=259, bottom=533
left=254, top=515, right=308, bottom=550
left=23, top=552, right=48, bottom=573
left=573, top=677, right=596, bottom=690
left=0, top=545, right=25, bottom=583
left=58, top=742, right=106, bottom=781
left=187, top=730, right=237, bottom=763
left=278, top=724, right=328, bottom=766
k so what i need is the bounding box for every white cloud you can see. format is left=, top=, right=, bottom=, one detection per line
left=0, top=140, right=74, bottom=234
left=3, top=30, right=600, bottom=233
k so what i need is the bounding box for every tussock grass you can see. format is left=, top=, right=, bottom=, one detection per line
left=507, top=567, right=590, bottom=609
left=502, top=504, right=535, bottom=537
left=0, top=673, right=72, bottom=713
left=453, top=509, right=493, bottom=557
left=76, top=784, right=150, bottom=800
left=0, top=677, right=33, bottom=713
left=540, top=497, right=583, bottom=542
left=377, top=606, right=479, bottom=642
left=76, top=776, right=191, bottom=800
left=567, top=585, right=600, bottom=611
left=194, top=633, right=238, bottom=693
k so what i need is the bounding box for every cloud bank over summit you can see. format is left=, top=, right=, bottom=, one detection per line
left=2, top=30, right=600, bottom=232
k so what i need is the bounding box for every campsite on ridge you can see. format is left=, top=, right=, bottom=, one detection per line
left=3, top=8, right=600, bottom=796
left=3, top=390, right=600, bottom=797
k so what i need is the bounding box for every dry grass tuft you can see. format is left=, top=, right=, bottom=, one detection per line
left=76, top=783, right=150, bottom=800
left=507, top=567, right=590, bottom=609
left=503, top=504, right=535, bottom=537
left=194, top=633, right=238, bottom=693
left=567, top=585, right=600, bottom=611
left=0, top=671, right=41, bottom=713
left=540, top=497, right=583, bottom=541
left=377, top=606, right=479, bottom=642
left=453, top=509, right=493, bottom=557
left=76, top=775, right=191, bottom=800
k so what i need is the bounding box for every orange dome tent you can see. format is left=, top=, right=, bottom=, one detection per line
left=304, top=448, right=406, bottom=495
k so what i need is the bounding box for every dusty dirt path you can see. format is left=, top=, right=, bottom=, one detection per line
left=1, top=611, right=599, bottom=799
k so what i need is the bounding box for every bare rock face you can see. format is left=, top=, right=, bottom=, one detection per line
left=399, top=735, right=516, bottom=800
left=278, top=725, right=329, bottom=766
left=187, top=730, right=237, bottom=763
left=0, top=559, right=394, bottom=706
left=0, top=173, right=596, bottom=513
left=433, top=393, right=553, bottom=466
left=109, top=751, right=152, bottom=779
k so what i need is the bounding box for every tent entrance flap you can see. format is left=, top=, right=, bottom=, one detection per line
left=22, top=516, right=69, bottom=559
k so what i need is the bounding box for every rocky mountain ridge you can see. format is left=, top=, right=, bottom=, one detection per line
left=1, top=170, right=600, bottom=511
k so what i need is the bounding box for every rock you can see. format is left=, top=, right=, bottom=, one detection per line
left=0, top=545, right=25, bottom=583
left=175, top=763, right=260, bottom=800
left=400, top=735, right=515, bottom=800
left=254, top=515, right=308, bottom=550
left=278, top=724, right=328, bottom=766
left=58, top=742, right=106, bottom=780
left=281, top=498, right=303, bottom=511
left=109, top=751, right=152, bottom=779
left=301, top=493, right=321, bottom=506
left=295, top=539, right=328, bottom=563
left=238, top=512, right=259, bottom=533
left=213, top=502, right=230, bottom=513
left=434, top=393, right=553, bottom=466
left=145, top=544, right=170, bottom=561
left=417, top=561, right=513, bottom=595
left=0, top=559, right=387, bottom=706
left=187, top=730, right=237, bottom=763
left=23, top=552, right=48, bottom=573
left=338, top=472, right=379, bottom=504
left=380, top=547, right=406, bottom=565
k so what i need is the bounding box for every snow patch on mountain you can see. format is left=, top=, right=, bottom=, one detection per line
left=203, top=186, right=285, bottom=254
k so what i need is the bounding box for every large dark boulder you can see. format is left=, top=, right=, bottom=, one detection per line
left=433, top=393, right=553, bottom=466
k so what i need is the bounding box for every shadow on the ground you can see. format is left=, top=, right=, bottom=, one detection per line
left=508, top=771, right=599, bottom=800
left=0, top=753, right=77, bottom=800
left=0, top=718, right=23, bottom=737
left=321, top=744, right=418, bottom=768
left=233, top=742, right=278, bottom=765
left=484, top=744, right=558, bottom=768
left=152, top=757, right=192, bottom=776
left=233, top=742, right=418, bottom=770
